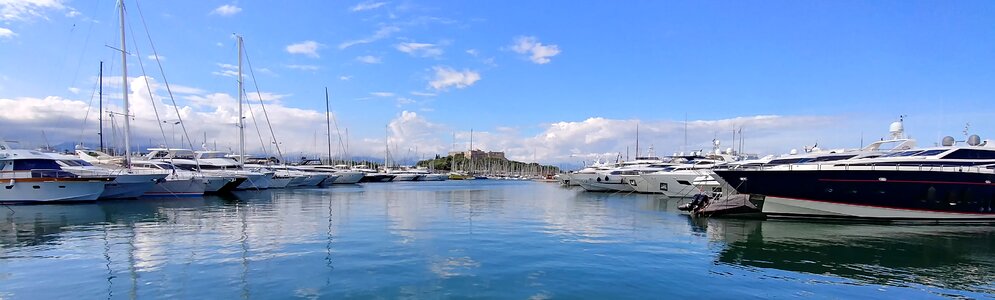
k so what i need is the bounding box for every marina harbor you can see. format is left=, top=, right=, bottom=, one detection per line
left=2, top=0, right=994, bottom=298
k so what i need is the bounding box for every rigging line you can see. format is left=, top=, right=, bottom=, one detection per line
left=243, top=87, right=271, bottom=160
left=242, top=44, right=284, bottom=163
left=133, top=0, right=202, bottom=172
left=127, top=14, right=172, bottom=152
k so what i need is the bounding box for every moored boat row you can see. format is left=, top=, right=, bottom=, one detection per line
left=561, top=119, right=995, bottom=223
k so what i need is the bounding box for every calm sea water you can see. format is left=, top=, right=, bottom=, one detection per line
left=0, top=181, right=993, bottom=299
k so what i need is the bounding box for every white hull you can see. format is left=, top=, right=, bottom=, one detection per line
left=392, top=174, right=421, bottom=181
left=630, top=171, right=702, bottom=198
left=0, top=180, right=106, bottom=202
left=418, top=174, right=447, bottom=181
left=98, top=174, right=165, bottom=199
left=144, top=178, right=205, bottom=197
left=202, top=176, right=236, bottom=193
left=299, top=174, right=328, bottom=186
left=269, top=177, right=293, bottom=189
left=236, top=173, right=273, bottom=190
left=762, top=196, right=995, bottom=221
left=286, top=175, right=308, bottom=187
left=331, top=172, right=364, bottom=184
left=569, top=173, right=600, bottom=186
left=578, top=181, right=634, bottom=192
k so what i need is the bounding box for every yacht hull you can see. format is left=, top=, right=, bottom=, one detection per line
left=578, top=181, right=634, bottom=192
left=98, top=174, right=166, bottom=199
left=331, top=172, right=364, bottom=184
left=144, top=178, right=206, bottom=197
left=630, top=171, right=703, bottom=198
left=236, top=173, right=273, bottom=190
left=0, top=179, right=106, bottom=202
left=269, top=177, right=293, bottom=189
left=392, top=174, right=421, bottom=181
left=715, top=169, right=995, bottom=222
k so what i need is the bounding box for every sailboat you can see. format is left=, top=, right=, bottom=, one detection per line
left=84, top=1, right=205, bottom=197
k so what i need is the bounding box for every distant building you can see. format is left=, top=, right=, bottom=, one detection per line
left=448, top=149, right=506, bottom=160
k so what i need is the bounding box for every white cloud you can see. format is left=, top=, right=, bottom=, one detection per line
left=146, top=54, right=165, bottom=61
left=355, top=55, right=382, bottom=64
left=339, top=26, right=399, bottom=49
left=510, top=36, right=560, bottom=64
left=410, top=91, right=436, bottom=97
left=429, top=66, right=480, bottom=90
left=351, top=1, right=387, bottom=12
left=370, top=92, right=394, bottom=97
left=285, top=64, right=320, bottom=71
left=0, top=27, right=15, bottom=39
left=211, top=4, right=242, bottom=16
left=286, top=40, right=322, bottom=58
left=67, top=87, right=80, bottom=94
left=395, top=42, right=443, bottom=58
left=339, top=75, right=352, bottom=81
left=0, top=0, right=69, bottom=22
left=212, top=63, right=239, bottom=77
left=465, top=49, right=478, bottom=56
left=395, top=97, right=415, bottom=106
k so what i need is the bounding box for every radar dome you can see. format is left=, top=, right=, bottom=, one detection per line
left=968, top=135, right=982, bottom=146
left=713, top=139, right=721, bottom=146
left=789, top=149, right=798, bottom=155
left=726, top=147, right=733, bottom=154
left=889, top=121, right=904, bottom=134
left=941, top=136, right=955, bottom=146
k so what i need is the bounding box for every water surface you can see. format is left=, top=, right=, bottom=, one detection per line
left=0, top=181, right=992, bottom=299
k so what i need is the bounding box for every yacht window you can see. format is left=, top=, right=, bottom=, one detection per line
left=200, top=152, right=227, bottom=159
left=913, top=149, right=947, bottom=157
left=155, top=163, right=176, bottom=170
left=768, top=158, right=808, bottom=165
left=151, top=151, right=169, bottom=158
left=882, top=150, right=923, bottom=158
left=942, top=149, right=995, bottom=160
left=14, top=159, right=62, bottom=170
left=808, top=155, right=857, bottom=162
left=175, top=165, right=199, bottom=171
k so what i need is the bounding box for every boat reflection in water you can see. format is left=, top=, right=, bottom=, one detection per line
left=694, top=217, right=995, bottom=296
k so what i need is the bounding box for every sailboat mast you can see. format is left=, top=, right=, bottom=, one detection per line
left=635, top=122, right=639, bottom=158
left=325, top=87, right=332, bottom=164
left=237, top=35, right=244, bottom=169
left=98, top=61, right=104, bottom=151
left=384, top=125, right=389, bottom=171
left=119, top=2, right=132, bottom=169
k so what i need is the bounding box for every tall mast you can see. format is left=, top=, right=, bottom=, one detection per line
left=119, top=1, right=132, bottom=169
left=635, top=122, right=639, bottom=158
left=325, top=87, right=332, bottom=164
left=237, top=35, right=244, bottom=169
left=98, top=61, right=104, bottom=152
left=384, top=125, right=389, bottom=171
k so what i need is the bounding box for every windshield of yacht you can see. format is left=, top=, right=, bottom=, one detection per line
left=59, top=159, right=94, bottom=167
left=880, top=150, right=924, bottom=158
left=14, top=159, right=62, bottom=170
left=153, top=163, right=176, bottom=170
left=199, top=152, right=228, bottom=159
left=807, top=154, right=857, bottom=162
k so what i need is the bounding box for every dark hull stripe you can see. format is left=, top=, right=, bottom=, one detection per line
left=769, top=195, right=995, bottom=216
left=819, top=179, right=995, bottom=186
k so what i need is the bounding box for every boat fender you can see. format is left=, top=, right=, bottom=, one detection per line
left=6, top=179, right=13, bottom=188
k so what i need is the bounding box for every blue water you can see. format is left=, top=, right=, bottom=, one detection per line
left=0, top=181, right=992, bottom=299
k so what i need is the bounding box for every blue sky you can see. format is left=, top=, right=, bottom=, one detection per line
left=1, top=0, right=994, bottom=163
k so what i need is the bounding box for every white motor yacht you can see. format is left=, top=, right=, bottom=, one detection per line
left=0, top=147, right=109, bottom=202
left=293, top=160, right=364, bottom=184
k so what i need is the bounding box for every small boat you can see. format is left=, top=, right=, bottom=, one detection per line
left=678, top=194, right=763, bottom=218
